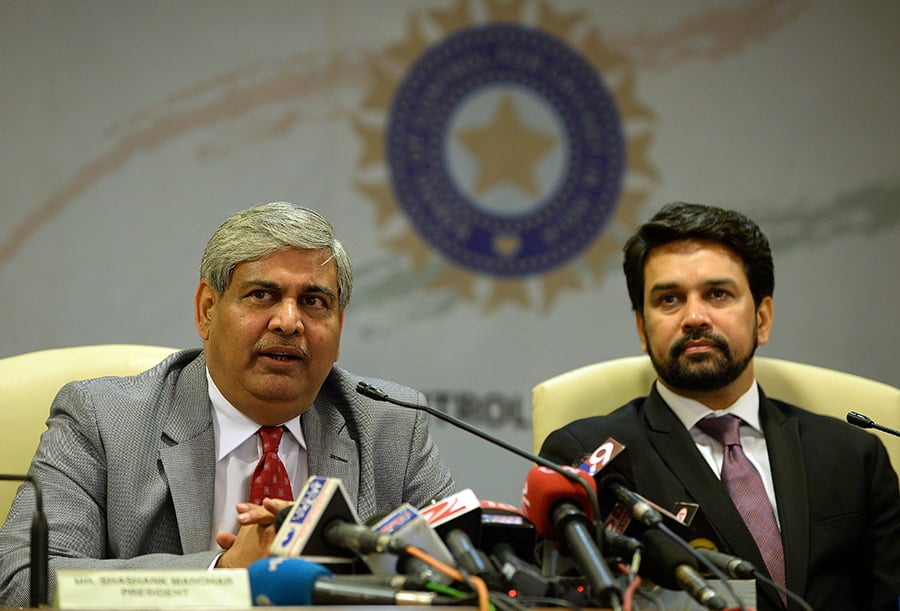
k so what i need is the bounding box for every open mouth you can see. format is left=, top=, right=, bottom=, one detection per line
left=263, top=353, right=301, bottom=361
left=259, top=347, right=307, bottom=362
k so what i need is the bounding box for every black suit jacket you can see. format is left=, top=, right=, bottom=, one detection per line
left=540, top=384, right=900, bottom=611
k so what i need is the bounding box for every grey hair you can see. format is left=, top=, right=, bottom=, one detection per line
left=199, top=201, right=353, bottom=310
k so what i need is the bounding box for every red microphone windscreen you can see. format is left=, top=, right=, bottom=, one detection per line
left=520, top=466, right=597, bottom=539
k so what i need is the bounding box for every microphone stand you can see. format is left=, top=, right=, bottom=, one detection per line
left=1, top=473, right=49, bottom=607
left=355, top=381, right=623, bottom=608
left=356, top=382, right=603, bottom=526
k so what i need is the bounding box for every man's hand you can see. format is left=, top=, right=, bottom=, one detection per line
left=214, top=498, right=295, bottom=568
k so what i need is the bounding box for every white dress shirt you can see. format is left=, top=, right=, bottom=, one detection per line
left=206, top=369, right=308, bottom=550
left=657, top=381, right=781, bottom=527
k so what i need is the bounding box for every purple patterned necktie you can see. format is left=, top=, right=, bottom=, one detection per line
left=697, top=415, right=786, bottom=591
left=249, top=426, right=294, bottom=505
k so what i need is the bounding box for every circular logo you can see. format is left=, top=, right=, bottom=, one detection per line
left=386, top=24, right=626, bottom=277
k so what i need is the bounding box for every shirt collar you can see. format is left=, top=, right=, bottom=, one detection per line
left=207, top=368, right=306, bottom=461
left=656, top=379, right=762, bottom=433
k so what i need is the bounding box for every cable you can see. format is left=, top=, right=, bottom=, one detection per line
left=751, top=569, right=813, bottom=611
left=616, top=562, right=643, bottom=611
left=404, top=545, right=491, bottom=611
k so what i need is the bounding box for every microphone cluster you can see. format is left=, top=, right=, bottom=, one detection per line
left=244, top=382, right=817, bottom=610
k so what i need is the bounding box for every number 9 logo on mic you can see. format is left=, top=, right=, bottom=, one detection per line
left=580, top=438, right=626, bottom=476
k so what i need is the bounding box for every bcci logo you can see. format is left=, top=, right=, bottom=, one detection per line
left=354, top=1, right=658, bottom=311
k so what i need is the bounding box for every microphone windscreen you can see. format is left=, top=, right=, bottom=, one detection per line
left=520, top=466, right=597, bottom=539
left=248, top=557, right=332, bottom=606
left=479, top=499, right=537, bottom=561
left=637, top=528, right=697, bottom=590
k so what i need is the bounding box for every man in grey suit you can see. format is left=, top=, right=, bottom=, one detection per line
left=0, top=202, right=456, bottom=606
left=540, top=203, right=900, bottom=611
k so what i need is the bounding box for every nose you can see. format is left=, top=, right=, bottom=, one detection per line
left=682, top=295, right=711, bottom=333
left=269, top=299, right=303, bottom=336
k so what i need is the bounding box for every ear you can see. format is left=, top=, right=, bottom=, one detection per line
left=756, top=296, right=774, bottom=346
left=634, top=310, right=648, bottom=353
left=194, top=280, right=218, bottom=341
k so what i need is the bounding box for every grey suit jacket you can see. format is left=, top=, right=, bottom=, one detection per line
left=0, top=349, right=455, bottom=607
left=540, top=384, right=900, bottom=611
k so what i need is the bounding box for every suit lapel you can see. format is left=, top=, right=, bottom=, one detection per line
left=159, top=354, right=216, bottom=553
left=759, top=391, right=810, bottom=600
left=303, top=389, right=361, bottom=514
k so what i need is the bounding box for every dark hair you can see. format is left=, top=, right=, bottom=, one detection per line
left=622, top=202, right=774, bottom=312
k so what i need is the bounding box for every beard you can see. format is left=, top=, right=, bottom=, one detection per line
left=646, top=327, right=757, bottom=393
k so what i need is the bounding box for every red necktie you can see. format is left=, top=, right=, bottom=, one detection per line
left=249, top=426, right=294, bottom=505
left=697, top=415, right=786, bottom=591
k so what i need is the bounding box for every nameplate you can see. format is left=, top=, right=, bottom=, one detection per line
left=55, top=569, right=251, bottom=609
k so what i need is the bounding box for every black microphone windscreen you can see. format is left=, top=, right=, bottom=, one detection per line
left=637, top=528, right=697, bottom=590
left=846, top=411, right=873, bottom=428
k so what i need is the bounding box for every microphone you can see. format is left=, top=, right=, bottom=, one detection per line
left=0, top=473, right=48, bottom=608
left=694, top=548, right=755, bottom=579
left=418, top=488, right=483, bottom=541
left=695, top=548, right=815, bottom=611
left=478, top=499, right=537, bottom=562
left=417, top=488, right=536, bottom=562
left=323, top=520, right=407, bottom=555
left=365, top=503, right=456, bottom=583
left=272, top=506, right=406, bottom=560
left=575, top=437, right=664, bottom=529
left=248, top=557, right=444, bottom=606
left=444, top=528, right=503, bottom=590
left=847, top=411, right=900, bottom=438
left=639, top=529, right=727, bottom=611
left=601, top=474, right=664, bottom=528
left=356, top=381, right=621, bottom=606
left=602, top=527, right=644, bottom=559
left=355, top=381, right=604, bottom=528
left=578, top=439, right=726, bottom=549
left=521, top=465, right=622, bottom=606
left=576, top=441, right=748, bottom=609
left=490, top=542, right=552, bottom=597
left=271, top=475, right=398, bottom=571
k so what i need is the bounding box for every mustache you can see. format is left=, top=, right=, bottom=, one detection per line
left=670, top=330, right=730, bottom=356
left=255, top=341, right=311, bottom=358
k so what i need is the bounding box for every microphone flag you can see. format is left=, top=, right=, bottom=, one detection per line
left=418, top=488, right=482, bottom=536
left=364, top=503, right=456, bottom=582
left=579, top=438, right=722, bottom=549
left=269, top=475, right=361, bottom=564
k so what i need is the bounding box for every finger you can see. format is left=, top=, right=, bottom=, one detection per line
left=237, top=505, right=280, bottom=525
left=262, top=498, right=294, bottom=515
left=235, top=501, right=261, bottom=514
left=216, top=531, right=237, bottom=549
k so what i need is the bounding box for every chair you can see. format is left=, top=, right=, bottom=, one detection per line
left=0, top=344, right=180, bottom=524
left=531, top=355, right=900, bottom=475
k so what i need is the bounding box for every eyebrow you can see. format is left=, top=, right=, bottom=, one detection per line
left=648, top=278, right=739, bottom=294
left=240, top=279, right=338, bottom=301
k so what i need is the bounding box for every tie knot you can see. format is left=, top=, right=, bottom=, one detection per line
left=258, top=426, right=285, bottom=454
left=697, top=414, right=743, bottom=447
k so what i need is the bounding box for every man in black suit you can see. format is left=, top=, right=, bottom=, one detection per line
left=540, top=202, right=900, bottom=610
